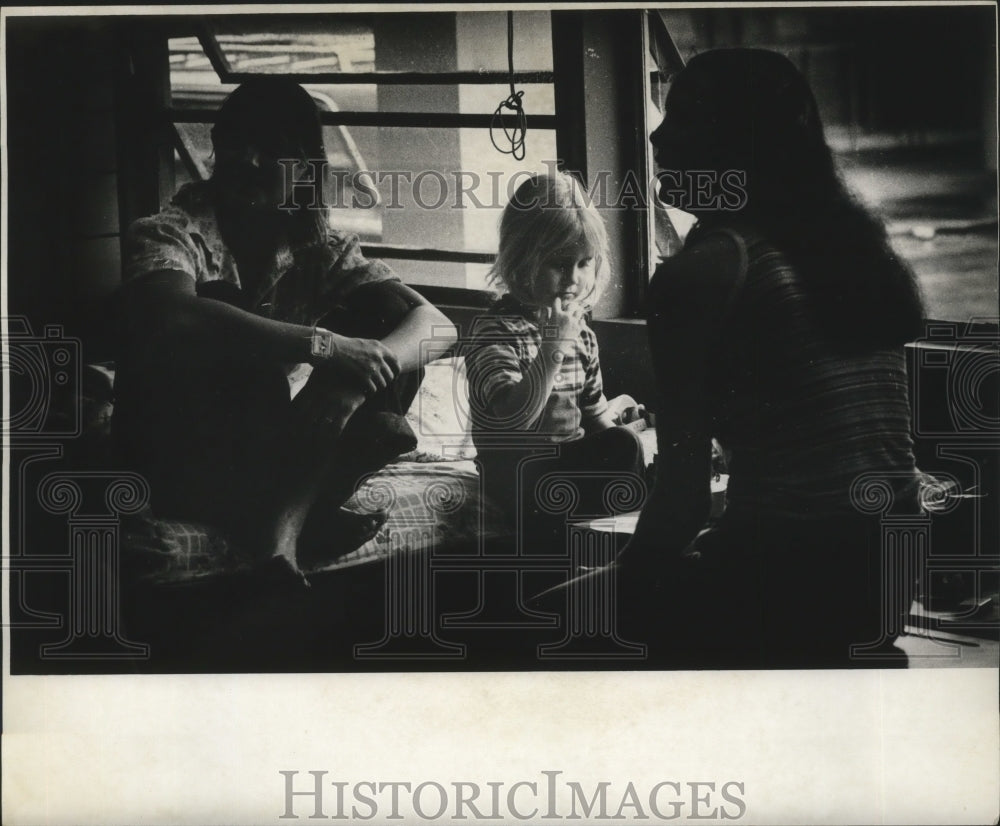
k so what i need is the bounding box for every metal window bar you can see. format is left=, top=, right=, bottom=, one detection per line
left=170, top=122, right=210, bottom=182
left=644, top=9, right=687, bottom=289
left=167, top=109, right=557, bottom=131
left=360, top=244, right=495, bottom=265
left=196, top=28, right=232, bottom=79
left=197, top=23, right=554, bottom=86
left=648, top=9, right=686, bottom=76
left=221, top=70, right=555, bottom=85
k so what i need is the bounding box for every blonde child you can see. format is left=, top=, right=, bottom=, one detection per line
left=465, top=172, right=644, bottom=532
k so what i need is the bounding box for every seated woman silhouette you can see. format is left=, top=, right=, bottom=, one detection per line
left=547, top=49, right=927, bottom=667
left=112, top=77, right=456, bottom=584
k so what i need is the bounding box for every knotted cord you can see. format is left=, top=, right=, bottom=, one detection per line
left=490, top=11, right=527, bottom=160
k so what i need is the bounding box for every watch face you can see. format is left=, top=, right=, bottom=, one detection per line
left=311, top=330, right=334, bottom=358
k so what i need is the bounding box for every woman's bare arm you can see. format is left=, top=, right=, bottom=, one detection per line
left=377, top=284, right=457, bottom=374
left=625, top=231, right=744, bottom=559
left=117, top=270, right=401, bottom=394
left=117, top=270, right=315, bottom=364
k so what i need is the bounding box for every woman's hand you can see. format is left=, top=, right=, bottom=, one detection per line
left=294, top=335, right=396, bottom=441
left=320, top=334, right=400, bottom=396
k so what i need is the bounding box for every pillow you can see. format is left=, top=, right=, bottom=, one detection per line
left=405, top=356, right=476, bottom=460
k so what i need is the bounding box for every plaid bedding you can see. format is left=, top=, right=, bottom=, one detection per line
left=120, top=458, right=507, bottom=585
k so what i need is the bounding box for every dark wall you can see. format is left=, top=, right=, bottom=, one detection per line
left=6, top=18, right=125, bottom=359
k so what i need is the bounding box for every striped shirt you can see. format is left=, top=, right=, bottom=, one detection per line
left=704, top=228, right=920, bottom=518
left=465, top=295, right=609, bottom=448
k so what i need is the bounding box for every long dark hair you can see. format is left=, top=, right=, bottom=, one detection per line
left=211, top=76, right=329, bottom=249
left=653, top=48, right=924, bottom=351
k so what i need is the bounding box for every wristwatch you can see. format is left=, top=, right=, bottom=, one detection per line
left=310, top=327, right=337, bottom=361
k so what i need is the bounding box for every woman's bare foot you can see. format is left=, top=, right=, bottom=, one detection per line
left=296, top=506, right=389, bottom=569
left=235, top=554, right=311, bottom=595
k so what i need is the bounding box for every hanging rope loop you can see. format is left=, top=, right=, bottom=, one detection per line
left=490, top=12, right=527, bottom=161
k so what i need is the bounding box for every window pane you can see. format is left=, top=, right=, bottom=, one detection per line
left=206, top=21, right=375, bottom=74
left=338, top=126, right=559, bottom=285
left=382, top=259, right=495, bottom=292
left=169, top=36, right=218, bottom=77
left=169, top=120, right=558, bottom=288
left=170, top=12, right=551, bottom=79
left=169, top=29, right=554, bottom=115
left=167, top=11, right=556, bottom=293
left=455, top=11, right=553, bottom=73
left=890, top=233, right=999, bottom=323
left=645, top=28, right=693, bottom=264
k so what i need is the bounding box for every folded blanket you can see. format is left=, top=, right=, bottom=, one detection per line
left=313, top=459, right=508, bottom=572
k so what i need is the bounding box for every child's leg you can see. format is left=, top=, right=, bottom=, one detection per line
left=521, top=426, right=646, bottom=519
left=508, top=426, right=646, bottom=557
left=557, top=425, right=645, bottom=479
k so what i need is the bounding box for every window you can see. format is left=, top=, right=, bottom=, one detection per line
left=644, top=11, right=696, bottom=264
left=652, top=6, right=998, bottom=325
left=166, top=12, right=562, bottom=294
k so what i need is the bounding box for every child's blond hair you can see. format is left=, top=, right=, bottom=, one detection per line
left=488, top=171, right=610, bottom=310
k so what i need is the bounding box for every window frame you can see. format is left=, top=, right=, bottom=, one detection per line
left=160, top=15, right=568, bottom=307
left=140, top=11, right=658, bottom=319
left=122, top=12, right=996, bottom=331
